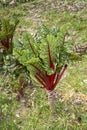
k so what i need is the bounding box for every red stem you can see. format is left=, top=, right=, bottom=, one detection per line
left=46, top=72, right=56, bottom=90
left=1, top=41, right=9, bottom=49
left=30, top=64, right=48, bottom=80
left=54, top=64, right=67, bottom=88
left=30, top=63, right=42, bottom=73
left=35, top=74, right=49, bottom=89
left=27, top=37, right=36, bottom=56
left=47, top=43, right=55, bottom=70
left=36, top=72, right=50, bottom=88
left=31, top=64, right=50, bottom=89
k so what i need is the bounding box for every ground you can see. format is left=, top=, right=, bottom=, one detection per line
left=0, top=0, right=87, bottom=130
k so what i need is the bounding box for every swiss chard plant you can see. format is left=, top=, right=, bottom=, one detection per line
left=0, top=18, right=19, bottom=72
left=14, top=26, right=81, bottom=112
left=0, top=18, right=19, bottom=55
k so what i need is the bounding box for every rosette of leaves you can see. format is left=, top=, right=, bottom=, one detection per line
left=14, top=26, right=81, bottom=112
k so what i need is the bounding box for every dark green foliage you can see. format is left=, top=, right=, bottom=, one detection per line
left=0, top=18, right=19, bottom=69
left=34, top=25, right=59, bottom=43
left=0, top=18, right=19, bottom=53
left=14, top=26, right=81, bottom=89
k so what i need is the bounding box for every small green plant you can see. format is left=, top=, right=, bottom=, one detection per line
left=14, top=26, right=81, bottom=112
left=0, top=18, right=19, bottom=54
left=0, top=18, right=19, bottom=76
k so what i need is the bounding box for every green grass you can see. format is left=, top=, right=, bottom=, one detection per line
left=0, top=90, right=19, bottom=130
left=0, top=0, right=87, bottom=130
left=13, top=55, right=87, bottom=130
